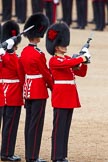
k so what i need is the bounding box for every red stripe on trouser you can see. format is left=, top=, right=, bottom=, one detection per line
left=6, top=109, right=17, bottom=155
left=53, top=4, right=57, bottom=23
left=53, top=110, right=59, bottom=159
left=32, top=101, right=44, bottom=159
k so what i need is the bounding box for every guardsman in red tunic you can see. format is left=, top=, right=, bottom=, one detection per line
left=46, top=22, right=91, bottom=162
left=0, top=24, right=17, bottom=130
left=0, top=20, right=24, bottom=161
left=20, top=13, right=53, bottom=162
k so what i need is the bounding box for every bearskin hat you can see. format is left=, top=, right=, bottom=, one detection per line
left=46, top=22, right=70, bottom=55
left=24, top=13, right=49, bottom=39
left=1, top=20, right=21, bottom=45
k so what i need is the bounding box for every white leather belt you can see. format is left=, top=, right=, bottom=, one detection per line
left=0, top=79, right=3, bottom=83
left=54, top=80, right=75, bottom=84
left=26, top=74, right=43, bottom=79
left=3, top=79, right=20, bottom=83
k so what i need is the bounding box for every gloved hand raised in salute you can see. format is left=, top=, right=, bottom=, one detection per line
left=0, top=38, right=15, bottom=50
left=5, top=38, right=15, bottom=50
left=80, top=47, right=91, bottom=63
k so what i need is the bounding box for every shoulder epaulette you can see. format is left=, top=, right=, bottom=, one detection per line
left=35, top=47, right=43, bottom=54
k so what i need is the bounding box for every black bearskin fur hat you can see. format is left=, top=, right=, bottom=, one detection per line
left=46, top=22, right=70, bottom=55
left=24, top=13, right=49, bottom=39
left=1, top=20, right=21, bottom=45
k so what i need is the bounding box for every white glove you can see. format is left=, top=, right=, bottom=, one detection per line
left=53, top=0, right=59, bottom=4
left=0, top=48, right=6, bottom=55
left=81, top=47, right=91, bottom=59
left=6, top=38, right=15, bottom=50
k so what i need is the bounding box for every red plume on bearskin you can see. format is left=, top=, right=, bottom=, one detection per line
left=11, top=30, right=17, bottom=36
left=48, top=29, right=59, bottom=41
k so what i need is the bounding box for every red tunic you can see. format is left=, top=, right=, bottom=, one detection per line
left=1, top=52, right=24, bottom=106
left=20, top=45, right=53, bottom=99
left=49, top=55, right=87, bottom=109
left=0, top=56, right=5, bottom=106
